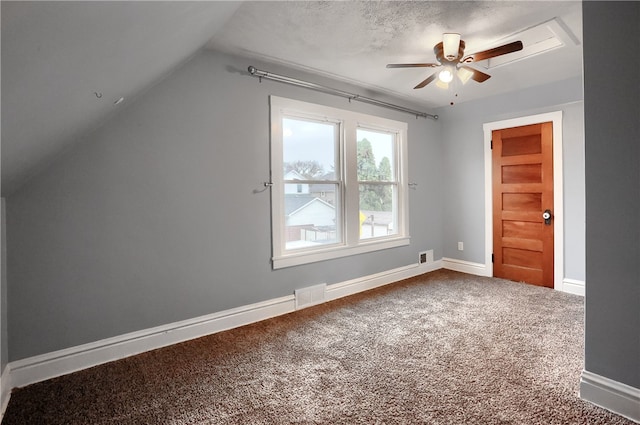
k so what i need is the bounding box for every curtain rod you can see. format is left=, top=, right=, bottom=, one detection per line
left=247, top=66, right=438, bottom=120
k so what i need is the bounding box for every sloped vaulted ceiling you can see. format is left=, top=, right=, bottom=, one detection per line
left=1, top=1, right=242, bottom=196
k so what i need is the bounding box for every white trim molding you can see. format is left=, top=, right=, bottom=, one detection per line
left=580, top=370, right=640, bottom=423
left=0, top=364, right=10, bottom=419
left=562, top=278, right=585, bottom=297
left=326, top=261, right=440, bottom=301
left=483, top=111, right=565, bottom=292
left=442, top=257, right=489, bottom=276
left=9, top=295, right=296, bottom=390
left=7, top=262, right=434, bottom=392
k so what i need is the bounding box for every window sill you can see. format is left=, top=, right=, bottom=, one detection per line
left=272, top=236, right=410, bottom=269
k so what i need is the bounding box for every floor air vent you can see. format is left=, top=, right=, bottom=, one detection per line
left=294, top=283, right=326, bottom=310
left=419, top=250, right=434, bottom=265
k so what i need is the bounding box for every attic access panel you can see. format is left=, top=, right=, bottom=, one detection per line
left=480, top=18, right=579, bottom=69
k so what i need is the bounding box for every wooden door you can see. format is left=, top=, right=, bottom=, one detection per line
left=492, top=122, right=554, bottom=287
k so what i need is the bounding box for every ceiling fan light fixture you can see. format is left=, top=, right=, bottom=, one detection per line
left=443, top=33, right=461, bottom=60
left=435, top=80, right=449, bottom=90
left=457, top=66, right=474, bottom=84
left=438, top=67, right=454, bottom=83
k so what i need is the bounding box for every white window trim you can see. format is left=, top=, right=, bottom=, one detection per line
left=270, top=96, right=410, bottom=269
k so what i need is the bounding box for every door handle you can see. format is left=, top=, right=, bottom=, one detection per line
left=543, top=209, right=553, bottom=225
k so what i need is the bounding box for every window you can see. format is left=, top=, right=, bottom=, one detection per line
left=270, top=96, right=409, bottom=269
left=357, top=128, right=399, bottom=240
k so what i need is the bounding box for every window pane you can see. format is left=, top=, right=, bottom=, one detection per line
left=283, top=118, right=336, bottom=181
left=359, top=184, right=397, bottom=239
left=284, top=184, right=340, bottom=250
left=357, top=129, right=395, bottom=182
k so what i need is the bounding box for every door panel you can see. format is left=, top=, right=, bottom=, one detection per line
left=501, top=134, right=542, bottom=156
left=502, top=193, right=542, bottom=211
left=503, top=221, right=543, bottom=240
left=502, top=164, right=542, bottom=183
left=492, top=122, right=554, bottom=288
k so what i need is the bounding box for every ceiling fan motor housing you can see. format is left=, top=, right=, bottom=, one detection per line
left=434, top=40, right=466, bottom=63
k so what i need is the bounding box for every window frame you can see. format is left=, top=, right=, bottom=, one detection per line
left=270, top=96, right=410, bottom=269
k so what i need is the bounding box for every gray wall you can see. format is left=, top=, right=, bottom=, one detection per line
left=6, top=49, right=443, bottom=361
left=436, top=77, right=585, bottom=282
left=583, top=1, right=640, bottom=389
left=1, top=198, right=7, bottom=372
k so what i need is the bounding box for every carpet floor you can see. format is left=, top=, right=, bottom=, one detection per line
left=2, top=270, right=636, bottom=424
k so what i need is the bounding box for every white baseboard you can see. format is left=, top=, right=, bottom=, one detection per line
left=326, top=260, right=441, bottom=301
left=442, top=258, right=585, bottom=297
left=562, top=278, right=585, bottom=296
left=7, top=262, right=437, bottom=392
left=0, top=364, right=10, bottom=419
left=9, top=294, right=296, bottom=390
left=442, top=257, right=488, bottom=276
left=580, top=370, right=640, bottom=423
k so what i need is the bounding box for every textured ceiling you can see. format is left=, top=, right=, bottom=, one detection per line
left=1, top=1, right=583, bottom=197
left=208, top=1, right=583, bottom=109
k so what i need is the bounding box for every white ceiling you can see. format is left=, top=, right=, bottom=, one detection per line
left=1, top=1, right=583, bottom=196
left=208, top=1, right=582, bottom=109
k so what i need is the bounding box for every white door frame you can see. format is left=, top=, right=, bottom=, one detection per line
left=483, top=111, right=564, bottom=291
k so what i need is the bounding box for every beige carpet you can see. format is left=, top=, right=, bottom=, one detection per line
left=2, top=270, right=635, bottom=424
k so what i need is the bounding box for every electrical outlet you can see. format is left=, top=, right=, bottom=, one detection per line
left=458, top=242, right=464, bottom=251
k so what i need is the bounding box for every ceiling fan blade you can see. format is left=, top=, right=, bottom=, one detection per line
left=465, top=40, right=523, bottom=63
left=460, top=66, right=491, bottom=83
left=414, top=73, right=437, bottom=89
left=386, top=63, right=440, bottom=68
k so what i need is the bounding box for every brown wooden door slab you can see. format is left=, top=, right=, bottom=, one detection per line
left=492, top=122, right=554, bottom=287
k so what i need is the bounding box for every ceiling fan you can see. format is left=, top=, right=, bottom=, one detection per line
left=387, top=33, right=524, bottom=89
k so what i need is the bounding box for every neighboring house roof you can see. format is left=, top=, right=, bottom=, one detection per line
left=284, top=194, right=317, bottom=216
left=284, top=170, right=306, bottom=181
left=285, top=194, right=336, bottom=228
left=284, top=194, right=335, bottom=216
left=284, top=197, right=390, bottom=224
